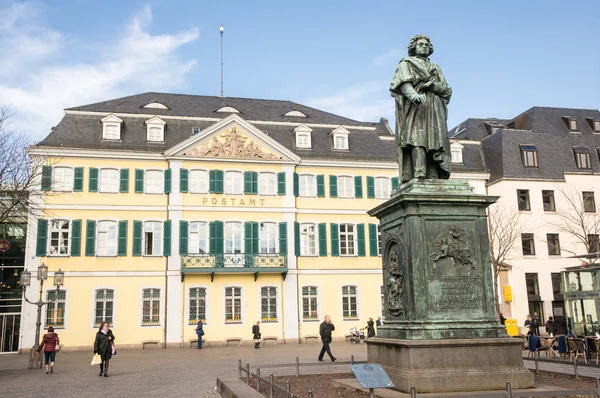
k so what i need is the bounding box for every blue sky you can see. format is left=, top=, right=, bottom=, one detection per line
left=1, top=0, right=599, bottom=140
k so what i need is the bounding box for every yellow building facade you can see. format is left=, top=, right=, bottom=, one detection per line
left=20, top=93, right=487, bottom=350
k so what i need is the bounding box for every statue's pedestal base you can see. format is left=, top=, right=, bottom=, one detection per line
left=366, top=337, right=534, bottom=393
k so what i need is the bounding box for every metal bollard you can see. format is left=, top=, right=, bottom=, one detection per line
left=595, top=377, right=600, bottom=398
left=308, top=389, right=313, bottom=398
left=534, top=353, right=539, bottom=373
left=286, top=381, right=291, bottom=397
left=296, top=356, right=300, bottom=376
left=238, top=359, right=242, bottom=379
left=410, top=385, right=417, bottom=398
left=505, top=381, right=512, bottom=398
left=574, top=354, right=579, bottom=379
left=246, top=363, right=250, bottom=384
left=270, top=374, right=274, bottom=398
left=257, top=368, right=261, bottom=391
left=351, top=354, right=355, bottom=365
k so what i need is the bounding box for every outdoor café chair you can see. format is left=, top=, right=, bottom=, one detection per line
left=567, top=337, right=588, bottom=364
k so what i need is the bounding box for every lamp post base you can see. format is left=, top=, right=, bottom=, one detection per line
left=28, top=347, right=41, bottom=370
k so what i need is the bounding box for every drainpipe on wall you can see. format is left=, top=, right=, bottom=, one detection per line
left=164, top=257, right=168, bottom=349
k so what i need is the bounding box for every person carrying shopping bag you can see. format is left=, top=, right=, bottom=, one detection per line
left=93, top=322, right=116, bottom=377
left=37, top=326, right=60, bottom=374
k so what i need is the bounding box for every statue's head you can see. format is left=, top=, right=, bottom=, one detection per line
left=408, top=34, right=434, bottom=57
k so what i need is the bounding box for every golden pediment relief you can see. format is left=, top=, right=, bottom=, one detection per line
left=185, top=127, right=280, bottom=160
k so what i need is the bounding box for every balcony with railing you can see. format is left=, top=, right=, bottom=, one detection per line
left=181, top=253, right=288, bottom=281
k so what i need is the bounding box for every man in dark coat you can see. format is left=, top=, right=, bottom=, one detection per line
left=318, top=315, right=336, bottom=362
left=252, top=321, right=261, bottom=349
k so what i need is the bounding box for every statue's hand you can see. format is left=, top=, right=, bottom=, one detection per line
left=413, top=94, right=428, bottom=105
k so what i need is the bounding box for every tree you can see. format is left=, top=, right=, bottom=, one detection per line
left=488, top=204, right=523, bottom=316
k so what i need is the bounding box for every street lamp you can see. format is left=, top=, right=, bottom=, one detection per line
left=21, top=264, right=65, bottom=369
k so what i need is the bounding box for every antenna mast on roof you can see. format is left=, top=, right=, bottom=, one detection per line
left=219, top=25, right=225, bottom=98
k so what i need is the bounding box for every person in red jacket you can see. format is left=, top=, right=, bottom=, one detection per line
left=37, top=326, right=60, bottom=374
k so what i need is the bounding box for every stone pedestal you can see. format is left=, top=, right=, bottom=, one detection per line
left=367, top=179, right=533, bottom=392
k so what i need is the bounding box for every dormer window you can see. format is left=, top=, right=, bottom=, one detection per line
left=101, top=114, right=123, bottom=140
left=216, top=106, right=240, bottom=113
left=563, top=117, right=578, bottom=132
left=520, top=145, right=538, bottom=168
left=586, top=118, right=600, bottom=133
left=143, top=102, right=168, bottom=109
left=573, top=147, right=591, bottom=169
left=145, top=116, right=166, bottom=142
left=450, top=142, right=463, bottom=163
left=294, top=125, right=312, bottom=149
left=332, top=127, right=350, bottom=151
left=284, top=110, right=307, bottom=118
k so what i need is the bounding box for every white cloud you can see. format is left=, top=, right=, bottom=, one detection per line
left=372, top=48, right=402, bottom=67
left=0, top=3, right=199, bottom=139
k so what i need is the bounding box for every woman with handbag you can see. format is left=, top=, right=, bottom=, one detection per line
left=37, top=326, right=60, bottom=374
left=93, top=322, right=116, bottom=377
left=195, top=320, right=204, bottom=349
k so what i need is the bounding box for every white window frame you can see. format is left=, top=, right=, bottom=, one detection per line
left=141, top=287, right=162, bottom=326
left=301, top=285, right=319, bottom=322
left=143, top=221, right=163, bottom=256
left=189, top=169, right=209, bottom=194
left=144, top=169, right=164, bottom=194
left=450, top=142, right=464, bottom=163
left=143, top=102, right=168, bottom=109
left=48, top=219, right=71, bottom=256
left=594, top=120, right=600, bottom=133
left=101, top=114, right=122, bottom=140
left=258, top=172, right=277, bottom=196
left=52, top=166, right=74, bottom=192
left=337, top=175, right=354, bottom=199
left=99, top=168, right=119, bottom=193
left=339, top=223, right=356, bottom=256
left=333, top=133, right=349, bottom=150
left=224, top=171, right=243, bottom=195
left=146, top=116, right=166, bottom=142
left=259, top=222, right=278, bottom=254
left=224, top=286, right=243, bottom=324
left=189, top=221, right=209, bottom=255
left=93, top=288, right=115, bottom=327
left=217, top=106, right=240, bottom=113
left=374, top=177, right=391, bottom=199
left=188, top=286, right=208, bottom=325
left=96, top=220, right=118, bottom=257
left=299, top=174, right=316, bottom=197
left=294, top=125, right=313, bottom=149
left=300, top=223, right=317, bottom=256
left=341, top=285, right=359, bottom=320
left=260, top=286, right=278, bottom=323
left=224, top=221, right=243, bottom=255
left=284, top=110, right=307, bottom=117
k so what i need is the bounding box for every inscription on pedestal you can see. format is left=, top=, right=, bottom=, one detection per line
left=429, top=280, right=483, bottom=311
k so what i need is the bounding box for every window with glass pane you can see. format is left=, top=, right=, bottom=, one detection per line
left=189, top=288, right=206, bottom=324
left=46, top=290, right=66, bottom=328
left=189, top=222, right=208, bottom=254
left=546, top=234, right=561, bottom=256
left=259, top=173, right=276, bottom=195
left=142, top=289, right=160, bottom=325
left=551, top=273, right=562, bottom=297
left=300, top=223, right=317, bottom=256
left=587, top=234, right=600, bottom=253
left=224, top=171, right=243, bottom=194
left=148, top=126, right=163, bottom=142
left=94, top=289, right=114, bottom=326
left=144, top=221, right=162, bottom=256
left=49, top=220, right=70, bottom=255
left=583, top=192, right=596, bottom=213
left=542, top=190, right=555, bottom=211
left=224, top=222, right=242, bottom=254
left=97, top=221, right=118, bottom=256
left=302, top=286, right=318, bottom=321
left=296, top=133, right=310, bottom=148
left=225, top=287, right=242, bottom=323
left=574, top=147, right=592, bottom=169
left=299, top=175, right=316, bottom=197
left=517, top=190, right=530, bottom=211
left=342, top=285, right=358, bottom=319
left=451, top=149, right=462, bottom=163
left=261, top=287, right=278, bottom=322
left=260, top=222, right=277, bottom=254
left=189, top=170, right=209, bottom=193
left=380, top=285, right=384, bottom=317
left=99, top=169, right=119, bottom=193
left=595, top=120, right=600, bottom=132
left=105, top=124, right=119, bottom=140
left=375, top=177, right=390, bottom=199
left=52, top=167, right=74, bottom=191
left=334, top=135, right=348, bottom=150
left=569, top=119, right=578, bottom=131
left=525, top=273, right=539, bottom=296
left=520, top=145, right=538, bottom=167
left=145, top=170, right=164, bottom=194
left=338, top=176, right=354, bottom=198
left=340, top=223, right=356, bottom=255
left=521, top=233, right=535, bottom=256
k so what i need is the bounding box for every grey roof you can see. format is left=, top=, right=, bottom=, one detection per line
left=448, top=118, right=512, bottom=141
left=452, top=142, right=487, bottom=173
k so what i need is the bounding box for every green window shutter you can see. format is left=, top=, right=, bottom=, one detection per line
left=293, top=172, right=299, bottom=197
left=330, top=223, right=339, bottom=257
left=180, top=169, right=189, bottom=193
left=209, top=170, right=224, bottom=194
left=209, top=221, right=224, bottom=254
left=369, top=223, right=378, bottom=257
left=244, top=172, right=258, bottom=194
left=391, top=177, right=399, bottom=191
left=244, top=222, right=259, bottom=254
left=329, top=175, right=338, bottom=198
left=117, top=221, right=128, bottom=256
left=277, top=172, right=286, bottom=195
left=88, top=168, right=98, bottom=192
left=318, top=223, right=327, bottom=256
left=41, top=166, right=52, bottom=191
left=163, top=220, right=172, bottom=256
left=132, top=221, right=143, bottom=256
left=316, top=175, right=325, bottom=197
left=135, top=169, right=144, bottom=193
left=354, top=176, right=363, bottom=199
left=164, top=169, right=172, bottom=194
left=36, top=219, right=48, bottom=257
left=357, top=224, right=366, bottom=256
left=73, top=167, right=84, bottom=192
left=119, top=169, right=129, bottom=193
left=70, top=220, right=82, bottom=257
left=85, top=220, right=96, bottom=257
left=179, top=220, right=189, bottom=256
left=294, top=222, right=300, bottom=257
left=278, top=222, right=287, bottom=255
left=366, top=176, right=375, bottom=199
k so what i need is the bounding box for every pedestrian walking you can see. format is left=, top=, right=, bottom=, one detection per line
left=318, top=315, right=336, bottom=362
left=545, top=316, right=556, bottom=336
left=252, top=321, right=261, bottom=349
left=532, top=312, right=541, bottom=336
left=524, top=314, right=533, bottom=336
left=195, top=320, right=204, bottom=349
left=37, top=326, right=60, bottom=374
left=366, top=318, right=376, bottom=338
left=93, top=322, right=116, bottom=377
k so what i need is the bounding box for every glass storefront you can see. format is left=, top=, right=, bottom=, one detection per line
left=561, top=265, right=600, bottom=336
